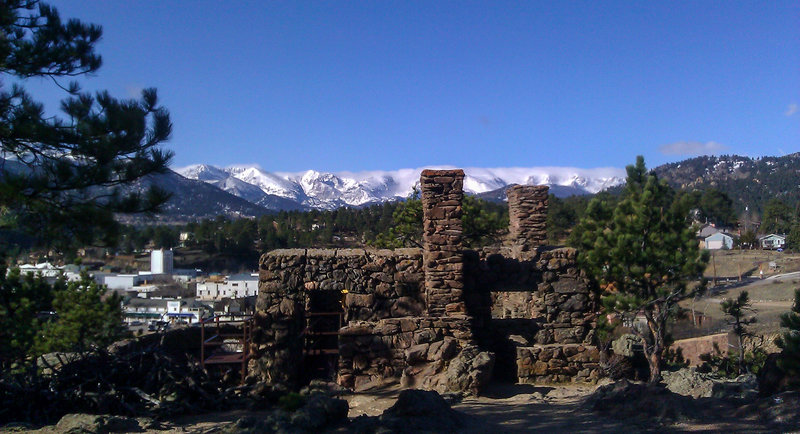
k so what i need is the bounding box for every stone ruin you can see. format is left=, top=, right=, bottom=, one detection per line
left=251, top=169, right=601, bottom=394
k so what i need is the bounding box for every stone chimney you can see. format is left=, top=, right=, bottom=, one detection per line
left=507, top=185, right=549, bottom=254
left=420, top=169, right=466, bottom=317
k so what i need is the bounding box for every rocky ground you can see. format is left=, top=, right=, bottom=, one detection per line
left=10, top=376, right=799, bottom=433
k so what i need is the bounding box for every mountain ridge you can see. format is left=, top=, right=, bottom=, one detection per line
left=176, top=164, right=627, bottom=210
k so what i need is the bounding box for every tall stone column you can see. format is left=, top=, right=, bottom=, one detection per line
left=420, top=169, right=466, bottom=317
left=507, top=185, right=549, bottom=254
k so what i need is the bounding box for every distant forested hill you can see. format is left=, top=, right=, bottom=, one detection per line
left=653, top=153, right=800, bottom=214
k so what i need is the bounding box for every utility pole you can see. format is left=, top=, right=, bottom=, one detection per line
left=712, top=252, right=717, bottom=287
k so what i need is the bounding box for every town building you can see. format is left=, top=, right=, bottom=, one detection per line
left=759, top=234, right=786, bottom=250
left=196, top=273, right=259, bottom=300
left=704, top=233, right=734, bottom=250
left=150, top=248, right=174, bottom=274
left=122, top=297, right=169, bottom=323
left=166, top=299, right=213, bottom=323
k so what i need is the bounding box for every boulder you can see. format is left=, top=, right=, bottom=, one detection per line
left=662, top=368, right=715, bottom=398
left=444, top=345, right=495, bottom=395
left=349, top=389, right=467, bottom=433
left=290, top=393, right=349, bottom=430
left=55, top=414, right=141, bottom=433
left=405, top=343, right=430, bottom=365
left=711, top=374, right=759, bottom=401
left=583, top=380, right=701, bottom=423
left=611, top=334, right=642, bottom=358
left=663, top=368, right=759, bottom=400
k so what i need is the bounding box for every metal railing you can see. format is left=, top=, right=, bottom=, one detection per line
left=200, top=314, right=254, bottom=384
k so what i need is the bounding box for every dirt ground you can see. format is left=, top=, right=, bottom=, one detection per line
left=704, top=249, right=800, bottom=280
left=32, top=381, right=766, bottom=433
left=347, top=382, right=641, bottom=433
left=679, top=268, right=800, bottom=337
left=345, top=382, right=772, bottom=433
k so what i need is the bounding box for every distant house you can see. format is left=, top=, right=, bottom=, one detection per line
left=196, top=273, right=259, bottom=300
left=696, top=224, right=721, bottom=239
left=211, top=296, right=257, bottom=318
left=123, top=298, right=169, bottom=323
left=705, top=233, right=734, bottom=250
left=759, top=234, right=786, bottom=250
left=104, top=274, right=154, bottom=290
left=166, top=299, right=213, bottom=323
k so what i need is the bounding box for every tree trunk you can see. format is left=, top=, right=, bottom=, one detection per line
left=647, top=350, right=662, bottom=384
left=645, top=314, right=664, bottom=385
left=737, top=331, right=745, bottom=375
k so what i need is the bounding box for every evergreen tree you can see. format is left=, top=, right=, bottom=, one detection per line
left=372, top=188, right=423, bottom=248
left=461, top=195, right=508, bottom=247
left=720, top=291, right=756, bottom=374
left=787, top=222, right=800, bottom=250
left=776, top=289, right=800, bottom=388
left=34, top=274, right=124, bottom=355
left=0, top=0, right=172, bottom=248
left=739, top=229, right=757, bottom=250
left=572, top=156, right=709, bottom=384
left=0, top=266, right=56, bottom=367
left=762, top=199, right=793, bottom=235
left=373, top=189, right=508, bottom=248
left=698, top=189, right=736, bottom=227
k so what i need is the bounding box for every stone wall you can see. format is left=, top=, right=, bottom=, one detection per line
left=251, top=248, right=425, bottom=385
left=464, top=247, right=595, bottom=344
left=507, top=185, right=549, bottom=253
left=517, top=344, right=601, bottom=383
left=252, top=245, right=600, bottom=387
left=337, top=317, right=472, bottom=391
left=462, top=246, right=599, bottom=381
left=669, top=333, right=732, bottom=366
left=251, top=170, right=601, bottom=391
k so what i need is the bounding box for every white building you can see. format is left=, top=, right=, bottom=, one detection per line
left=18, top=262, right=62, bottom=278
left=759, top=234, right=786, bottom=250
left=196, top=273, right=258, bottom=300
left=151, top=249, right=174, bottom=274
left=123, top=298, right=169, bottom=323
left=166, top=299, right=212, bottom=323
left=705, top=233, right=734, bottom=250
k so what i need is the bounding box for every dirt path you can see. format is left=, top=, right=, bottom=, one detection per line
left=344, top=382, right=773, bottom=433
left=346, top=382, right=648, bottom=433
left=454, top=384, right=644, bottom=433
left=23, top=382, right=774, bottom=433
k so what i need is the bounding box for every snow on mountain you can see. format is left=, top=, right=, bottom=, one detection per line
left=226, top=165, right=307, bottom=202
left=178, top=164, right=229, bottom=182
left=178, top=164, right=268, bottom=204
left=176, top=164, right=625, bottom=210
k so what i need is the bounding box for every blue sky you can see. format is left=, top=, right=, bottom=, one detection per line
left=26, top=1, right=800, bottom=172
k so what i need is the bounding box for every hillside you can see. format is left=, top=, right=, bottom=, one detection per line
left=653, top=153, right=800, bottom=214
left=121, top=170, right=274, bottom=221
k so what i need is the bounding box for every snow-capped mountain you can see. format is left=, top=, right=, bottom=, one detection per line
left=176, top=164, right=626, bottom=210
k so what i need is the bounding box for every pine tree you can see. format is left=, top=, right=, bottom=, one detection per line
left=720, top=291, right=757, bottom=374
left=0, top=0, right=172, bottom=248
left=776, top=289, right=800, bottom=388
left=762, top=199, right=793, bottom=235
left=461, top=195, right=508, bottom=247
left=573, top=156, right=709, bottom=384
left=0, top=266, right=56, bottom=367
left=33, top=273, right=124, bottom=356
left=698, top=189, right=736, bottom=227
left=372, top=188, right=423, bottom=248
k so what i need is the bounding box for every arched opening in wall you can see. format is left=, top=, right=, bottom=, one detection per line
left=300, top=289, right=344, bottom=385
